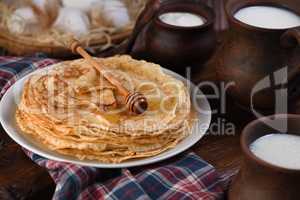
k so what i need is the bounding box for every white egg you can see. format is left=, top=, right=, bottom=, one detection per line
left=53, top=7, right=90, bottom=38
left=92, top=0, right=130, bottom=28
left=7, top=7, right=40, bottom=35
left=62, top=0, right=98, bottom=12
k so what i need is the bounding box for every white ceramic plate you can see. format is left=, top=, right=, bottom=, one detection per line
left=0, top=64, right=211, bottom=168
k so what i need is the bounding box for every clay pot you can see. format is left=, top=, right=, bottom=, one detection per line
left=215, top=0, right=300, bottom=111
left=129, top=0, right=217, bottom=74
left=229, top=114, right=300, bottom=200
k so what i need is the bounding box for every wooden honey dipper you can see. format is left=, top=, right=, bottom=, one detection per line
left=69, top=39, right=148, bottom=115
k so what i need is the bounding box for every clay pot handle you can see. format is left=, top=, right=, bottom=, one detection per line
left=280, top=27, right=300, bottom=101
left=126, top=0, right=162, bottom=53
left=280, top=27, right=300, bottom=48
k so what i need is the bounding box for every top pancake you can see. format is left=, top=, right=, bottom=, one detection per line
left=18, top=55, right=191, bottom=136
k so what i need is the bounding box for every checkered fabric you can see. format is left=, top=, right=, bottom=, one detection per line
left=0, top=55, right=58, bottom=98
left=0, top=56, right=233, bottom=200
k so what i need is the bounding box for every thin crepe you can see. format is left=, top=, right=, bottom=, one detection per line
left=16, top=55, right=195, bottom=163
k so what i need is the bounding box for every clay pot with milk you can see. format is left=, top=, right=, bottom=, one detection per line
left=229, top=114, right=300, bottom=200
left=129, top=0, right=217, bottom=74
left=215, top=0, right=300, bottom=112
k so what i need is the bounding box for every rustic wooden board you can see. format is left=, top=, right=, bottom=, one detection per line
left=0, top=126, right=54, bottom=200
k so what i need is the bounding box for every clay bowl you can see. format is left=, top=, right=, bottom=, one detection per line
left=229, top=114, right=300, bottom=200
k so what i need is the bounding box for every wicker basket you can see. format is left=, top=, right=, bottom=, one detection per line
left=0, top=0, right=145, bottom=58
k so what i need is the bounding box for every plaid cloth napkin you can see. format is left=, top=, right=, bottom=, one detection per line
left=0, top=56, right=233, bottom=200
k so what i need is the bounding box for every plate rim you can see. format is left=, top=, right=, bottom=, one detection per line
left=0, top=64, right=211, bottom=168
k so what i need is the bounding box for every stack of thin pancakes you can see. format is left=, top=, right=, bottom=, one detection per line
left=16, top=56, right=195, bottom=163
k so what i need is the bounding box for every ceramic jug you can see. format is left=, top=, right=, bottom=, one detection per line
left=215, top=0, right=300, bottom=112
left=127, top=0, right=217, bottom=74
